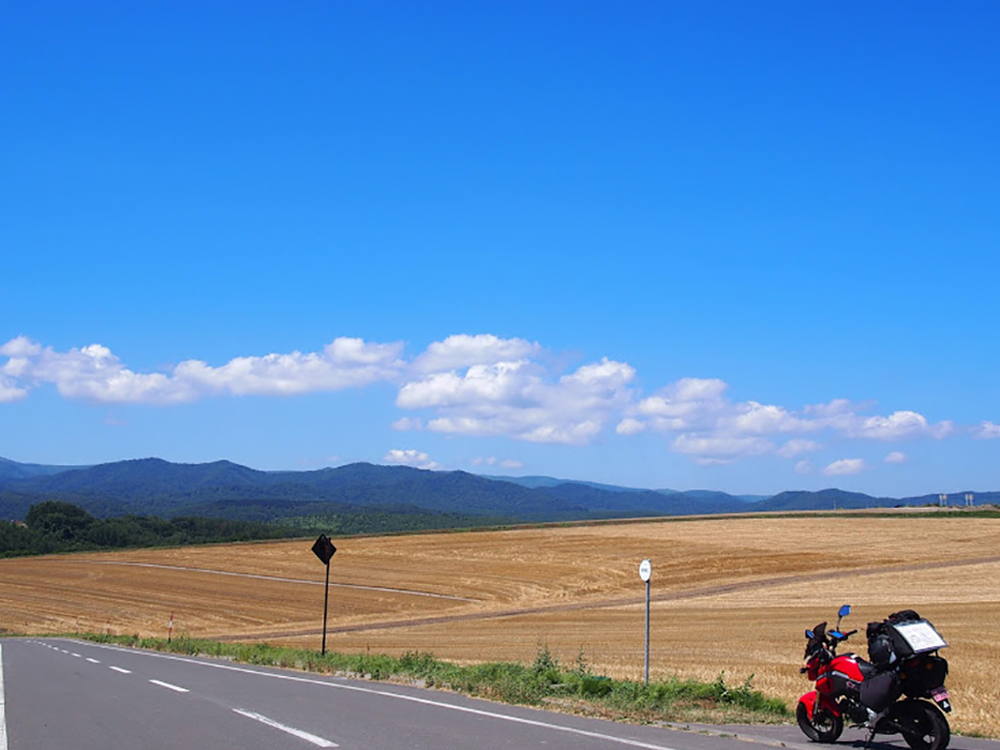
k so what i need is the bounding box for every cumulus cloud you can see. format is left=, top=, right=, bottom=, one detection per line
left=846, top=411, right=953, bottom=440
left=627, top=378, right=955, bottom=463
left=1, top=332, right=978, bottom=467
left=0, top=336, right=42, bottom=358
left=398, top=355, right=635, bottom=445
left=884, top=451, right=907, bottom=464
left=383, top=449, right=440, bottom=470
left=391, top=417, right=423, bottom=431
left=471, top=456, right=524, bottom=469
left=412, top=334, right=540, bottom=373
left=823, top=458, right=866, bottom=476
left=671, top=434, right=774, bottom=459
left=777, top=439, right=821, bottom=458
left=973, top=421, right=1000, bottom=439
left=1, top=336, right=403, bottom=404
left=0, top=376, right=28, bottom=403
left=615, top=418, right=646, bottom=435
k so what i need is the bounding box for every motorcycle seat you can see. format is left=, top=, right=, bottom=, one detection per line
left=856, top=658, right=878, bottom=679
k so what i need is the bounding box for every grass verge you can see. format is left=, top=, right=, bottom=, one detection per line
left=74, top=633, right=788, bottom=725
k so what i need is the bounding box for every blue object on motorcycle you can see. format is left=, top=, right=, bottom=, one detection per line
left=805, top=629, right=815, bottom=639
left=830, top=630, right=843, bottom=639
left=838, top=604, right=851, bottom=617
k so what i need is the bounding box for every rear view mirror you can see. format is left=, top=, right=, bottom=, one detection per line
left=838, top=604, right=851, bottom=617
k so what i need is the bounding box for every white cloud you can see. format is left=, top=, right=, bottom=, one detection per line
left=0, top=376, right=28, bottom=403
left=1, top=336, right=403, bottom=404
left=0, top=332, right=980, bottom=469
left=635, top=378, right=728, bottom=431
left=398, top=355, right=635, bottom=445
left=173, top=338, right=404, bottom=396
left=412, top=334, right=540, bottom=373
left=383, top=449, right=440, bottom=470
left=471, top=456, right=523, bottom=469
left=628, top=377, right=955, bottom=464
left=973, top=421, right=1000, bottom=439
left=615, top=418, right=646, bottom=435
left=0, top=336, right=42, bottom=357
left=794, top=460, right=813, bottom=475
left=823, top=458, right=866, bottom=476
left=777, top=439, right=821, bottom=458
left=723, top=402, right=815, bottom=435
left=392, top=417, right=423, bottom=431
left=671, top=434, right=774, bottom=459
left=884, top=451, right=907, bottom=464
left=846, top=410, right=952, bottom=440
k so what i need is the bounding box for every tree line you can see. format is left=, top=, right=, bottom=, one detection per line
left=0, top=501, right=304, bottom=557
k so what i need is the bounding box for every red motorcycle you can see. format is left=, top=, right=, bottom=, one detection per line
left=797, top=605, right=951, bottom=750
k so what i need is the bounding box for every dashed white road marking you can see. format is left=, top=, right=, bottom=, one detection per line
left=233, top=709, right=338, bottom=748
left=81, top=641, right=682, bottom=750
left=86, top=658, right=100, bottom=664
left=0, top=644, right=8, bottom=750
left=149, top=679, right=189, bottom=693
left=70, top=652, right=81, bottom=658
left=109, top=666, right=131, bottom=674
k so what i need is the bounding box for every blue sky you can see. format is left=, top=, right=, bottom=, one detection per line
left=2, top=2, right=998, bottom=496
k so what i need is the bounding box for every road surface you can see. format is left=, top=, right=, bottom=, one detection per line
left=2, top=638, right=998, bottom=750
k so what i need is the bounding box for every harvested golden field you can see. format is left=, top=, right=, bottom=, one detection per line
left=2, top=513, right=999, bottom=735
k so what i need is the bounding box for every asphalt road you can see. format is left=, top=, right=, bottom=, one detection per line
left=2, top=638, right=998, bottom=750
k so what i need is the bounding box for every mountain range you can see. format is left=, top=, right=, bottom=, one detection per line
left=0, top=456, right=995, bottom=525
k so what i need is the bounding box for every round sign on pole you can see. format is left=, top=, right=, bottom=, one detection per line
left=639, top=559, right=652, bottom=582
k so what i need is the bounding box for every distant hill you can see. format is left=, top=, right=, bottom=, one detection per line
left=488, top=474, right=670, bottom=493
left=0, top=457, right=748, bottom=522
left=757, top=487, right=1000, bottom=512
left=0, top=457, right=91, bottom=481
left=0, top=456, right=994, bottom=526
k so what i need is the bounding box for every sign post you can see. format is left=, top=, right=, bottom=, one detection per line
left=167, top=612, right=174, bottom=643
left=311, top=534, right=337, bottom=655
left=639, top=558, right=652, bottom=685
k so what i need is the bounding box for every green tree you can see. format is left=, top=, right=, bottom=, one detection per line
left=25, top=501, right=95, bottom=541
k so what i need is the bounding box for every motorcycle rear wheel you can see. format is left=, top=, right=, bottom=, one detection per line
left=894, top=700, right=950, bottom=750
left=797, top=702, right=844, bottom=743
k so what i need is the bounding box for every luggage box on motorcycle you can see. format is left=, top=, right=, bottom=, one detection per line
left=888, top=619, right=948, bottom=657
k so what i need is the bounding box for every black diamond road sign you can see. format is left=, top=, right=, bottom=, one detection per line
left=311, top=534, right=336, bottom=565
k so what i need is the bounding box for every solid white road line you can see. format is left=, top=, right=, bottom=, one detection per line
left=148, top=679, right=189, bottom=693
left=80, top=641, right=682, bottom=750
left=109, top=666, right=131, bottom=674
left=233, top=709, right=338, bottom=748
left=0, top=644, right=8, bottom=750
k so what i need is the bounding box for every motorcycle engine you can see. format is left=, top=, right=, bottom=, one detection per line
left=841, top=698, right=870, bottom=724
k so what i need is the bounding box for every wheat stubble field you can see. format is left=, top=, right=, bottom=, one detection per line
left=2, top=513, right=999, bottom=735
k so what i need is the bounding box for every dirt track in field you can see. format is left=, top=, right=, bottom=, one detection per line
left=219, top=553, right=1000, bottom=641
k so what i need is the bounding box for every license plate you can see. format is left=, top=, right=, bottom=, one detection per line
left=931, top=688, right=950, bottom=702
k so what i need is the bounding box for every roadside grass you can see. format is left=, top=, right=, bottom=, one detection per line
left=74, top=633, right=788, bottom=725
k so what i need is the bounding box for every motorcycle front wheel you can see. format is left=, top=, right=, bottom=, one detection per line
left=893, top=700, right=950, bottom=750
left=797, top=702, right=844, bottom=743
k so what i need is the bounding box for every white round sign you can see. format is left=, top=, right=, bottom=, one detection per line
left=638, top=559, right=652, bottom=582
